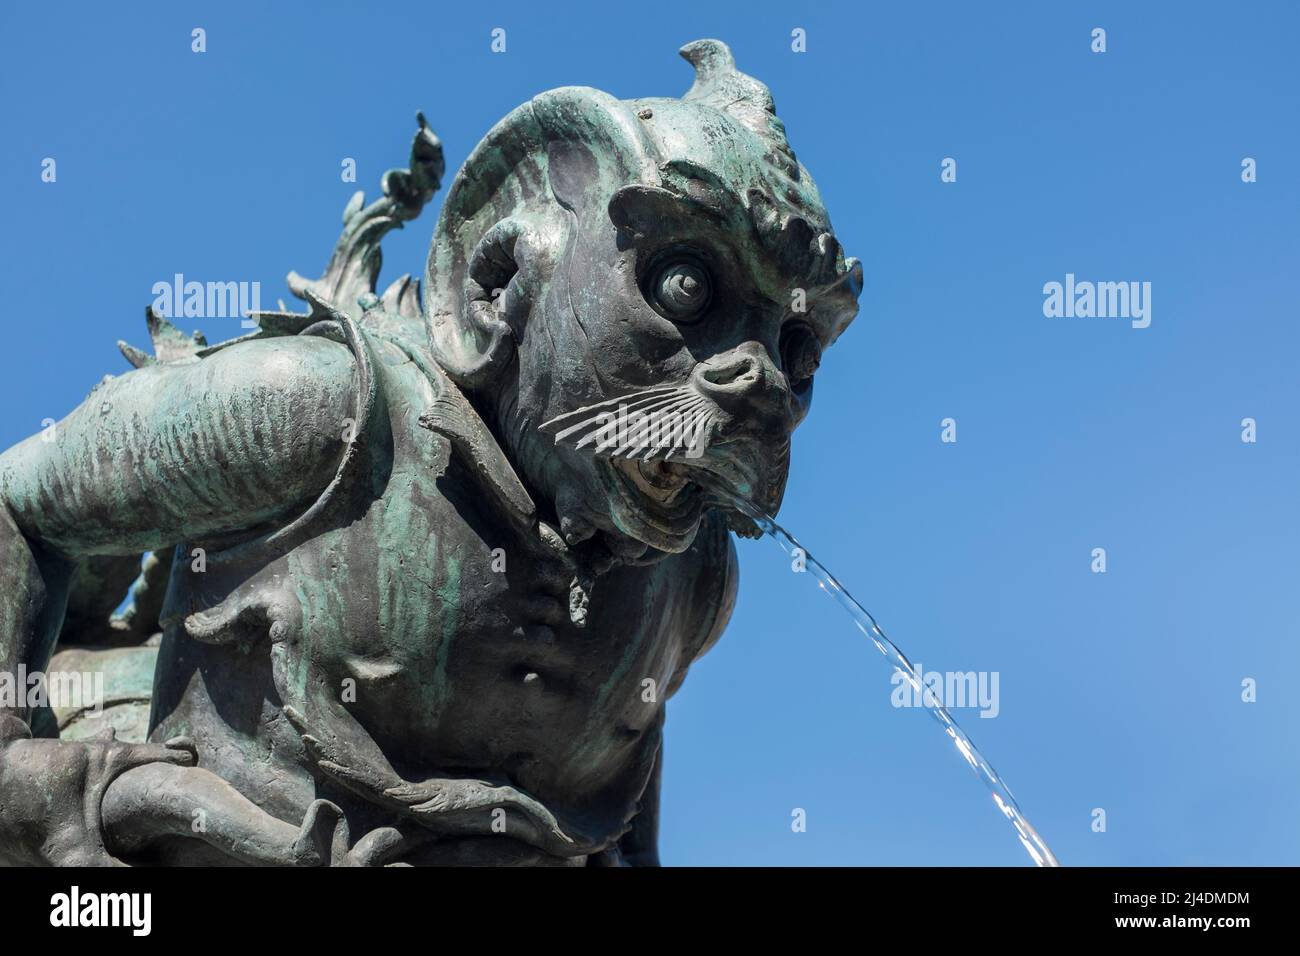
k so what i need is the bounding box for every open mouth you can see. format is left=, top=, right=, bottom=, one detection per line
left=614, top=457, right=697, bottom=506
left=539, top=386, right=779, bottom=550
left=600, top=449, right=772, bottom=550
left=602, top=457, right=707, bottom=551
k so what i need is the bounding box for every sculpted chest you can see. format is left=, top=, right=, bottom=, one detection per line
left=151, top=330, right=732, bottom=811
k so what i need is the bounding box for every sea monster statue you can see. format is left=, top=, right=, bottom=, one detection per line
left=0, top=39, right=861, bottom=866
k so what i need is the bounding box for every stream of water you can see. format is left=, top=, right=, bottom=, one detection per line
left=735, top=503, right=1061, bottom=867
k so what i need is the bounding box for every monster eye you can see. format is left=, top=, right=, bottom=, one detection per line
left=648, top=259, right=712, bottom=321
left=780, top=323, right=821, bottom=390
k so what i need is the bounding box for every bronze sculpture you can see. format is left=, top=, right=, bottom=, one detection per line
left=0, top=39, right=861, bottom=866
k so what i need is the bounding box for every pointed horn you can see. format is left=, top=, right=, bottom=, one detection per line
left=680, top=39, right=736, bottom=97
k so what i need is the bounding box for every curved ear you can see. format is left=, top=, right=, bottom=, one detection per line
left=424, top=103, right=541, bottom=391
left=426, top=218, right=525, bottom=391
left=424, top=89, right=655, bottom=391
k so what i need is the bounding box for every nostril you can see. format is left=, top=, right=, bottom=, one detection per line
left=701, top=358, right=759, bottom=389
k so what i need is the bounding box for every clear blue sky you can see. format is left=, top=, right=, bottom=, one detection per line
left=2, top=1, right=1296, bottom=865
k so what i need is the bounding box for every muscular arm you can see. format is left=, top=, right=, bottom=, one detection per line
left=0, top=336, right=356, bottom=555
left=0, top=334, right=357, bottom=715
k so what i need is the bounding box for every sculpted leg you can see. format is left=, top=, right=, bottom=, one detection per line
left=101, top=763, right=343, bottom=866
left=0, top=722, right=195, bottom=866
left=0, top=502, right=73, bottom=726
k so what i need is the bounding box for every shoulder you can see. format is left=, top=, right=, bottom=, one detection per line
left=196, top=334, right=356, bottom=405
left=189, top=334, right=358, bottom=451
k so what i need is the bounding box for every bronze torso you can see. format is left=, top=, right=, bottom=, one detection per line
left=149, top=317, right=736, bottom=863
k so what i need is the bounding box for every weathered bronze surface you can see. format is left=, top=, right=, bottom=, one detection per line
left=0, top=40, right=860, bottom=866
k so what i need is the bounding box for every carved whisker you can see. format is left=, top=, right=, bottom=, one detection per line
left=542, top=386, right=683, bottom=444
left=573, top=392, right=701, bottom=454
left=639, top=396, right=712, bottom=461
left=601, top=393, right=709, bottom=460
left=664, top=403, right=715, bottom=461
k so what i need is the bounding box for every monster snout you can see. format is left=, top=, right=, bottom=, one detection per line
left=691, top=343, right=793, bottom=434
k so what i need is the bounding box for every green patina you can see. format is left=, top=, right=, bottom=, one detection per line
left=0, top=40, right=860, bottom=866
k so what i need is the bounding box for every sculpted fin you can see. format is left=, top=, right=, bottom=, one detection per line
left=287, top=113, right=444, bottom=323
left=117, top=306, right=207, bottom=367
left=116, top=340, right=156, bottom=369
left=119, top=114, right=444, bottom=373
left=380, top=273, right=422, bottom=319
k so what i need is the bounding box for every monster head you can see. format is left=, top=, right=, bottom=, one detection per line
left=424, top=39, right=862, bottom=558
